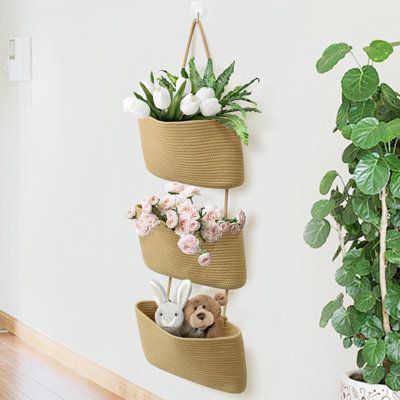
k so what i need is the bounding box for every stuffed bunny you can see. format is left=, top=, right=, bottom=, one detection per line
left=149, top=279, right=192, bottom=337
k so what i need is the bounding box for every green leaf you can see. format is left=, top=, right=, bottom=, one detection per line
left=386, top=250, right=400, bottom=264
left=311, top=199, right=335, bottom=219
left=316, top=43, right=352, bottom=73
left=343, top=202, right=358, bottom=225
left=384, top=284, right=400, bottom=319
left=134, top=88, right=162, bottom=119
left=214, top=115, right=248, bottom=145
left=381, top=83, right=400, bottom=112
left=341, top=66, right=379, bottom=102
left=332, top=306, right=365, bottom=336
left=341, top=124, right=354, bottom=140
left=336, top=266, right=356, bottom=286
left=188, top=58, right=204, bottom=93
left=363, top=365, right=385, bottom=384
left=348, top=100, right=376, bottom=124
left=352, top=194, right=379, bottom=223
left=303, top=219, right=331, bottom=248
left=362, top=338, right=386, bottom=366
left=343, top=337, right=353, bottom=349
left=348, top=277, right=371, bottom=300
left=383, top=118, right=400, bottom=142
left=361, top=315, right=384, bottom=339
left=386, top=332, right=400, bottom=363
left=354, top=336, right=366, bottom=348
left=203, top=59, right=216, bottom=87
left=386, top=364, right=400, bottom=391
left=320, top=293, right=344, bottom=328
left=354, top=152, right=390, bottom=195
left=166, top=80, right=186, bottom=121
left=336, top=101, right=350, bottom=130
left=390, top=173, right=400, bottom=198
left=351, top=117, right=387, bottom=149
left=342, top=143, right=359, bottom=163
left=354, top=290, right=376, bottom=312
left=387, top=230, right=400, bottom=251
left=213, top=61, right=235, bottom=99
left=353, top=259, right=371, bottom=277
left=385, top=154, right=400, bottom=172
left=357, top=350, right=366, bottom=368
left=364, top=40, right=394, bottom=62
left=320, top=170, right=338, bottom=195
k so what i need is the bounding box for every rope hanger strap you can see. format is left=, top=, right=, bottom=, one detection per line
left=182, top=18, right=211, bottom=68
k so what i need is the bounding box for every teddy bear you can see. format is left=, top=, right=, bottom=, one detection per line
left=180, top=293, right=228, bottom=338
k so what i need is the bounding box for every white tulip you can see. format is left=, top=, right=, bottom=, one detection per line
left=140, top=80, right=155, bottom=95
left=153, top=87, right=171, bottom=110
left=196, top=87, right=215, bottom=102
left=175, top=77, right=192, bottom=96
left=180, top=94, right=200, bottom=115
left=200, top=98, right=222, bottom=117
left=122, top=96, right=150, bottom=118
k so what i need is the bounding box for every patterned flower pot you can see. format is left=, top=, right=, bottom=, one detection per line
left=341, top=371, right=400, bottom=399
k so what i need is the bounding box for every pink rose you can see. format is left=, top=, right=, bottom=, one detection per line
left=177, top=200, right=195, bottom=218
left=202, top=223, right=223, bottom=243
left=198, top=252, right=211, bottom=267
left=158, top=195, right=176, bottom=214
left=166, top=210, right=178, bottom=229
left=174, top=217, right=190, bottom=236
left=141, top=213, right=160, bottom=228
left=135, top=217, right=152, bottom=237
left=217, top=220, right=230, bottom=233
left=165, top=181, right=184, bottom=194
left=127, top=207, right=136, bottom=219
left=141, top=199, right=152, bottom=214
left=202, top=206, right=222, bottom=227
left=147, top=195, right=159, bottom=206
left=229, top=223, right=240, bottom=234
left=177, top=234, right=199, bottom=255
left=189, top=220, right=201, bottom=232
left=181, top=185, right=201, bottom=198
left=237, top=210, right=246, bottom=227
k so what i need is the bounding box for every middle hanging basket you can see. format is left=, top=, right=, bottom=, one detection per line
left=138, top=117, right=245, bottom=189
left=136, top=206, right=247, bottom=289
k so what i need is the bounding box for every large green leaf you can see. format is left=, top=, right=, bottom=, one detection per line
left=364, top=40, right=394, bottom=62
left=166, top=80, right=186, bottom=120
left=354, top=153, right=390, bottom=195
left=354, top=290, right=376, bottom=312
left=303, top=219, right=331, bottom=248
left=332, top=306, right=364, bottom=336
left=343, top=202, right=358, bottom=225
left=387, top=364, right=400, bottom=391
left=390, top=173, right=400, bottom=198
left=188, top=58, right=204, bottom=93
left=336, top=266, right=356, bottom=286
left=341, top=66, right=379, bottom=102
left=203, top=59, right=216, bottom=87
left=341, top=124, right=354, bottom=140
left=387, top=230, right=400, bottom=251
left=385, top=154, right=400, bottom=172
left=336, top=101, right=350, bottom=130
left=360, top=315, right=384, bottom=338
left=319, top=170, right=338, bottom=194
left=319, top=293, right=344, bottom=328
left=311, top=199, right=335, bottom=219
left=351, top=194, right=379, bottom=223
left=384, top=284, right=400, bottom=319
left=386, top=332, right=400, bottom=363
left=386, top=250, right=400, bottom=264
left=383, top=118, right=400, bottom=143
left=342, top=143, right=359, bottom=163
left=363, top=365, right=385, bottom=384
left=362, top=338, right=386, bottom=366
left=215, top=115, right=248, bottom=145
left=348, top=100, right=376, bottom=124
left=213, top=61, right=235, bottom=99
left=316, top=43, right=352, bottom=73
left=348, top=277, right=371, bottom=300
left=351, top=117, right=387, bottom=149
left=381, top=83, right=400, bottom=112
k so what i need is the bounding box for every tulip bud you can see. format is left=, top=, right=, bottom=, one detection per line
left=122, top=96, right=151, bottom=118
left=176, top=77, right=192, bottom=96
left=153, top=87, right=171, bottom=110
left=139, top=80, right=155, bottom=95
left=196, top=87, right=215, bottom=102
left=199, top=98, right=222, bottom=117
left=180, top=94, right=200, bottom=115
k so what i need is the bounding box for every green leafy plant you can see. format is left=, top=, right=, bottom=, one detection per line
left=304, top=39, right=400, bottom=390
left=125, top=58, right=260, bottom=145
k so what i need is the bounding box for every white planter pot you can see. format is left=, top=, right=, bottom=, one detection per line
left=341, top=371, right=400, bottom=400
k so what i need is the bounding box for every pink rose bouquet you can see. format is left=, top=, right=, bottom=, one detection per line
left=127, top=181, right=246, bottom=266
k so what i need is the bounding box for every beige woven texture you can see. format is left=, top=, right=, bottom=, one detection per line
left=138, top=117, right=245, bottom=189
left=136, top=207, right=246, bottom=289
left=136, top=301, right=247, bottom=394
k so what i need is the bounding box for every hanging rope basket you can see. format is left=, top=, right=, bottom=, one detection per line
left=136, top=301, right=247, bottom=394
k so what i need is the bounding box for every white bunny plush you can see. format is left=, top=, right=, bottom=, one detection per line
left=149, top=279, right=192, bottom=337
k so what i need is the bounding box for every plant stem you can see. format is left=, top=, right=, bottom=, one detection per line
left=337, top=222, right=346, bottom=256
left=350, top=51, right=362, bottom=69
left=391, top=41, right=400, bottom=47
left=380, top=186, right=391, bottom=335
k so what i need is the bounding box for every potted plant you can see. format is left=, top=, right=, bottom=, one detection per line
left=304, top=39, right=400, bottom=398
left=123, top=56, right=260, bottom=189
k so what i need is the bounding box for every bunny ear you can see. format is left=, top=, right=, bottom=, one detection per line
left=175, top=279, right=192, bottom=308
left=149, top=280, right=168, bottom=306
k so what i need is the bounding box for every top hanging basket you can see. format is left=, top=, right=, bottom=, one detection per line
left=138, top=117, right=244, bottom=189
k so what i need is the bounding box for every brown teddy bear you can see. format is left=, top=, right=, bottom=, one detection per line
left=180, top=293, right=227, bottom=338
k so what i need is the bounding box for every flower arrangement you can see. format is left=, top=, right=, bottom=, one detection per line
left=128, top=181, right=246, bottom=266
left=304, top=40, right=400, bottom=390
left=123, top=58, right=260, bottom=144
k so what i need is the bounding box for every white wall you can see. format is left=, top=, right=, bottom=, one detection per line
left=1, top=1, right=400, bottom=399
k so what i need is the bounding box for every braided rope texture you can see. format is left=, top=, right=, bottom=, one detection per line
left=136, top=301, right=247, bottom=393
left=138, top=118, right=245, bottom=189
left=136, top=207, right=247, bottom=289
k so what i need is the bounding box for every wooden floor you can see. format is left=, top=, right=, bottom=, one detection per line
left=0, top=331, right=123, bottom=400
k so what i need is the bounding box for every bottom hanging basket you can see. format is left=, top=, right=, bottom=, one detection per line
left=135, top=301, right=247, bottom=394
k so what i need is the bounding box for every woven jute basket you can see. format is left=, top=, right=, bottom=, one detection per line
left=138, top=117, right=245, bottom=189
left=136, top=207, right=246, bottom=289
left=135, top=301, right=247, bottom=394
